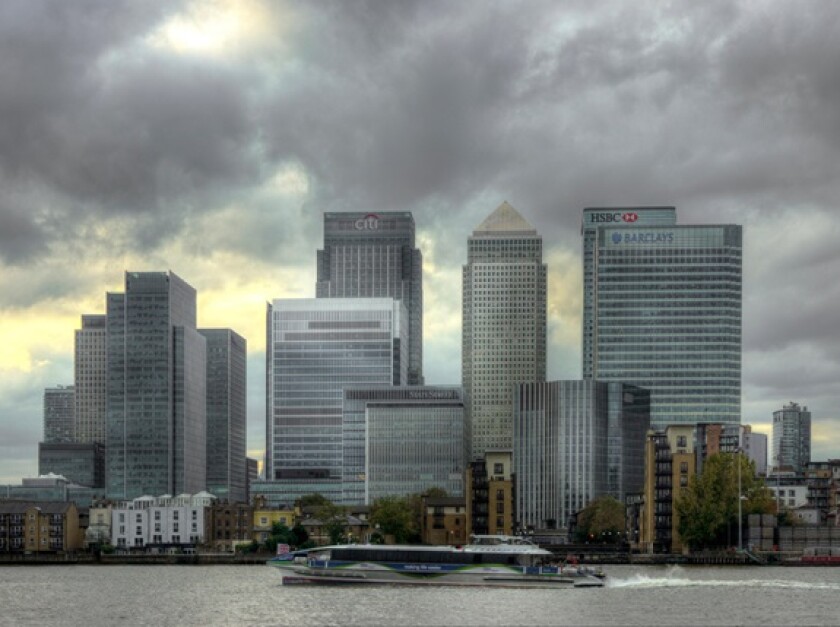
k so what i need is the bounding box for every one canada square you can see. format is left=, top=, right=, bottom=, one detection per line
left=582, top=207, right=742, bottom=428
left=463, top=202, right=546, bottom=458
left=317, top=212, right=424, bottom=385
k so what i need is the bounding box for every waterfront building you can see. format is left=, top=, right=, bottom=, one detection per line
left=743, top=427, right=768, bottom=477
left=466, top=451, right=515, bottom=536
left=341, top=386, right=466, bottom=505
left=246, top=457, right=259, bottom=496
left=419, top=496, right=468, bottom=546
left=266, top=298, right=407, bottom=502
left=199, top=329, right=247, bottom=504
left=582, top=207, right=742, bottom=428
left=639, top=425, right=696, bottom=553
left=0, top=501, right=82, bottom=555
left=514, top=381, right=650, bottom=532
left=74, top=314, right=108, bottom=444
left=772, top=402, right=811, bottom=474
left=252, top=497, right=299, bottom=544
left=205, top=502, right=254, bottom=551
left=463, top=202, right=546, bottom=458
left=317, top=211, right=424, bottom=385
left=85, top=504, right=112, bottom=547
left=106, top=271, right=207, bottom=500
left=43, top=385, right=75, bottom=443
left=110, top=492, right=216, bottom=550
left=38, top=442, right=105, bottom=488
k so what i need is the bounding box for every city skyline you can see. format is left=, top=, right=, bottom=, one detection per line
left=3, top=1, right=840, bottom=482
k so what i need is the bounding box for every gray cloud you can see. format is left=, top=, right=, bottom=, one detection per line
left=3, top=0, right=840, bottom=482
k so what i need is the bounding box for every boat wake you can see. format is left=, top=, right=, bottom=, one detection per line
left=608, top=567, right=840, bottom=591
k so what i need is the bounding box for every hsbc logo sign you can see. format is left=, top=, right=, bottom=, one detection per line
left=590, top=212, right=639, bottom=224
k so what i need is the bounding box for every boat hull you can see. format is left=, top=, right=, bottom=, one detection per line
left=270, top=561, right=604, bottom=588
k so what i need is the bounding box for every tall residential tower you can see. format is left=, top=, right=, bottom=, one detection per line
left=317, top=212, right=424, bottom=385
left=74, top=314, right=107, bottom=444
left=462, top=202, right=546, bottom=458
left=582, top=207, right=742, bottom=428
left=772, top=401, right=811, bottom=473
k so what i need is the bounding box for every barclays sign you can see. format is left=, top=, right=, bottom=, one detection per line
left=612, top=232, right=675, bottom=244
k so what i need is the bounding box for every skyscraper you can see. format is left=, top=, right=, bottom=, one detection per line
left=772, top=401, right=811, bottom=473
left=462, top=202, right=546, bottom=458
left=317, top=212, right=424, bottom=385
left=199, top=329, right=247, bottom=504
left=74, top=314, right=107, bottom=444
left=106, top=272, right=207, bottom=500
left=514, top=380, right=650, bottom=531
left=266, top=298, right=407, bottom=502
left=43, top=386, right=75, bottom=444
left=582, top=207, right=742, bottom=428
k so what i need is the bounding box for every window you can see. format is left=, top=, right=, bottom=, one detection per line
left=155, top=511, right=161, bottom=521
left=496, top=502, right=505, bottom=514
left=173, top=523, right=179, bottom=533
left=135, top=526, right=142, bottom=536
left=493, top=463, right=504, bottom=475
left=680, top=462, right=688, bottom=473
left=496, top=489, right=505, bottom=500
left=677, top=436, right=687, bottom=448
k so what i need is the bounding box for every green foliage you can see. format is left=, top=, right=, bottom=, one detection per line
left=315, top=502, right=348, bottom=544
left=262, top=522, right=309, bottom=553
left=370, top=495, right=416, bottom=543
left=575, top=496, right=625, bottom=544
left=675, top=453, right=775, bottom=550
left=100, top=543, right=115, bottom=555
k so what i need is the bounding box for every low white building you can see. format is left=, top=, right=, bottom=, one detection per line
left=768, top=485, right=809, bottom=510
left=111, top=492, right=216, bottom=550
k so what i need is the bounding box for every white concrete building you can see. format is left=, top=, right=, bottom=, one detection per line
left=111, top=492, right=216, bottom=550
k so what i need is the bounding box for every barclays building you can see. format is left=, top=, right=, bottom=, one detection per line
left=582, top=207, right=742, bottom=428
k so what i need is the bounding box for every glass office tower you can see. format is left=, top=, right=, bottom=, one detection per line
left=317, top=212, right=424, bottom=385
left=74, top=314, right=107, bottom=444
left=199, top=329, right=247, bottom=504
left=514, top=380, right=649, bottom=531
left=106, top=272, right=207, bottom=500
left=582, top=208, right=742, bottom=428
left=266, top=298, right=407, bottom=502
left=43, top=386, right=75, bottom=444
left=341, top=386, right=466, bottom=504
left=462, top=202, right=547, bottom=459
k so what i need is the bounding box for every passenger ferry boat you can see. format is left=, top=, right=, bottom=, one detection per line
left=267, top=535, right=605, bottom=588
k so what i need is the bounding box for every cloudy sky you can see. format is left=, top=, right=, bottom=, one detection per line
left=2, top=0, right=840, bottom=483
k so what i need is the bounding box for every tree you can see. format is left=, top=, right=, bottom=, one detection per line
left=575, top=496, right=625, bottom=544
left=370, top=496, right=415, bottom=543
left=675, top=453, right=775, bottom=550
left=298, top=493, right=331, bottom=508
left=315, top=502, right=349, bottom=544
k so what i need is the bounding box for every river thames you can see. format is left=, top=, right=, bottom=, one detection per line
left=2, top=564, right=839, bottom=625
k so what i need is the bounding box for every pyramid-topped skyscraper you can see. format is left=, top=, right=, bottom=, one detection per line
left=462, top=202, right=547, bottom=458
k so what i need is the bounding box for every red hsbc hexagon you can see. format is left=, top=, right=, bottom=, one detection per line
left=622, top=212, right=639, bottom=223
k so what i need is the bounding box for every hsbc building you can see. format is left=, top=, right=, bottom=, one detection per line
left=582, top=207, right=743, bottom=429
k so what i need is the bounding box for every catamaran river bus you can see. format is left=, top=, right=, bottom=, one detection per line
left=268, top=535, right=605, bottom=588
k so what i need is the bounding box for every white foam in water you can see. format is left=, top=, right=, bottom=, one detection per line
left=607, top=569, right=840, bottom=591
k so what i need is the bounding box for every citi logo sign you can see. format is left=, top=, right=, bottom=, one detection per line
left=354, top=213, right=380, bottom=230
left=591, top=212, right=639, bottom=224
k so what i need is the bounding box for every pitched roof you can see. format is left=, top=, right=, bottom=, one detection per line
left=474, top=201, right=536, bottom=234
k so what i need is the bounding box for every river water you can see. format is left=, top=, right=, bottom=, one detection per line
left=2, top=564, right=839, bottom=626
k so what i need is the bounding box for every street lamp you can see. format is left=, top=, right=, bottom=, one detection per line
left=737, top=448, right=742, bottom=552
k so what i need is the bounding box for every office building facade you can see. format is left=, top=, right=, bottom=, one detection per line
left=106, top=272, right=207, bottom=500
left=266, top=298, right=407, bottom=502
left=772, top=402, right=811, bottom=473
left=74, top=314, right=108, bottom=444
left=514, top=380, right=650, bottom=531
left=43, top=386, right=75, bottom=444
left=582, top=207, right=742, bottom=428
left=199, top=329, right=248, bottom=504
left=341, top=386, right=466, bottom=504
left=463, top=202, right=546, bottom=458
left=317, top=212, right=424, bottom=385
left=38, top=442, right=105, bottom=488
